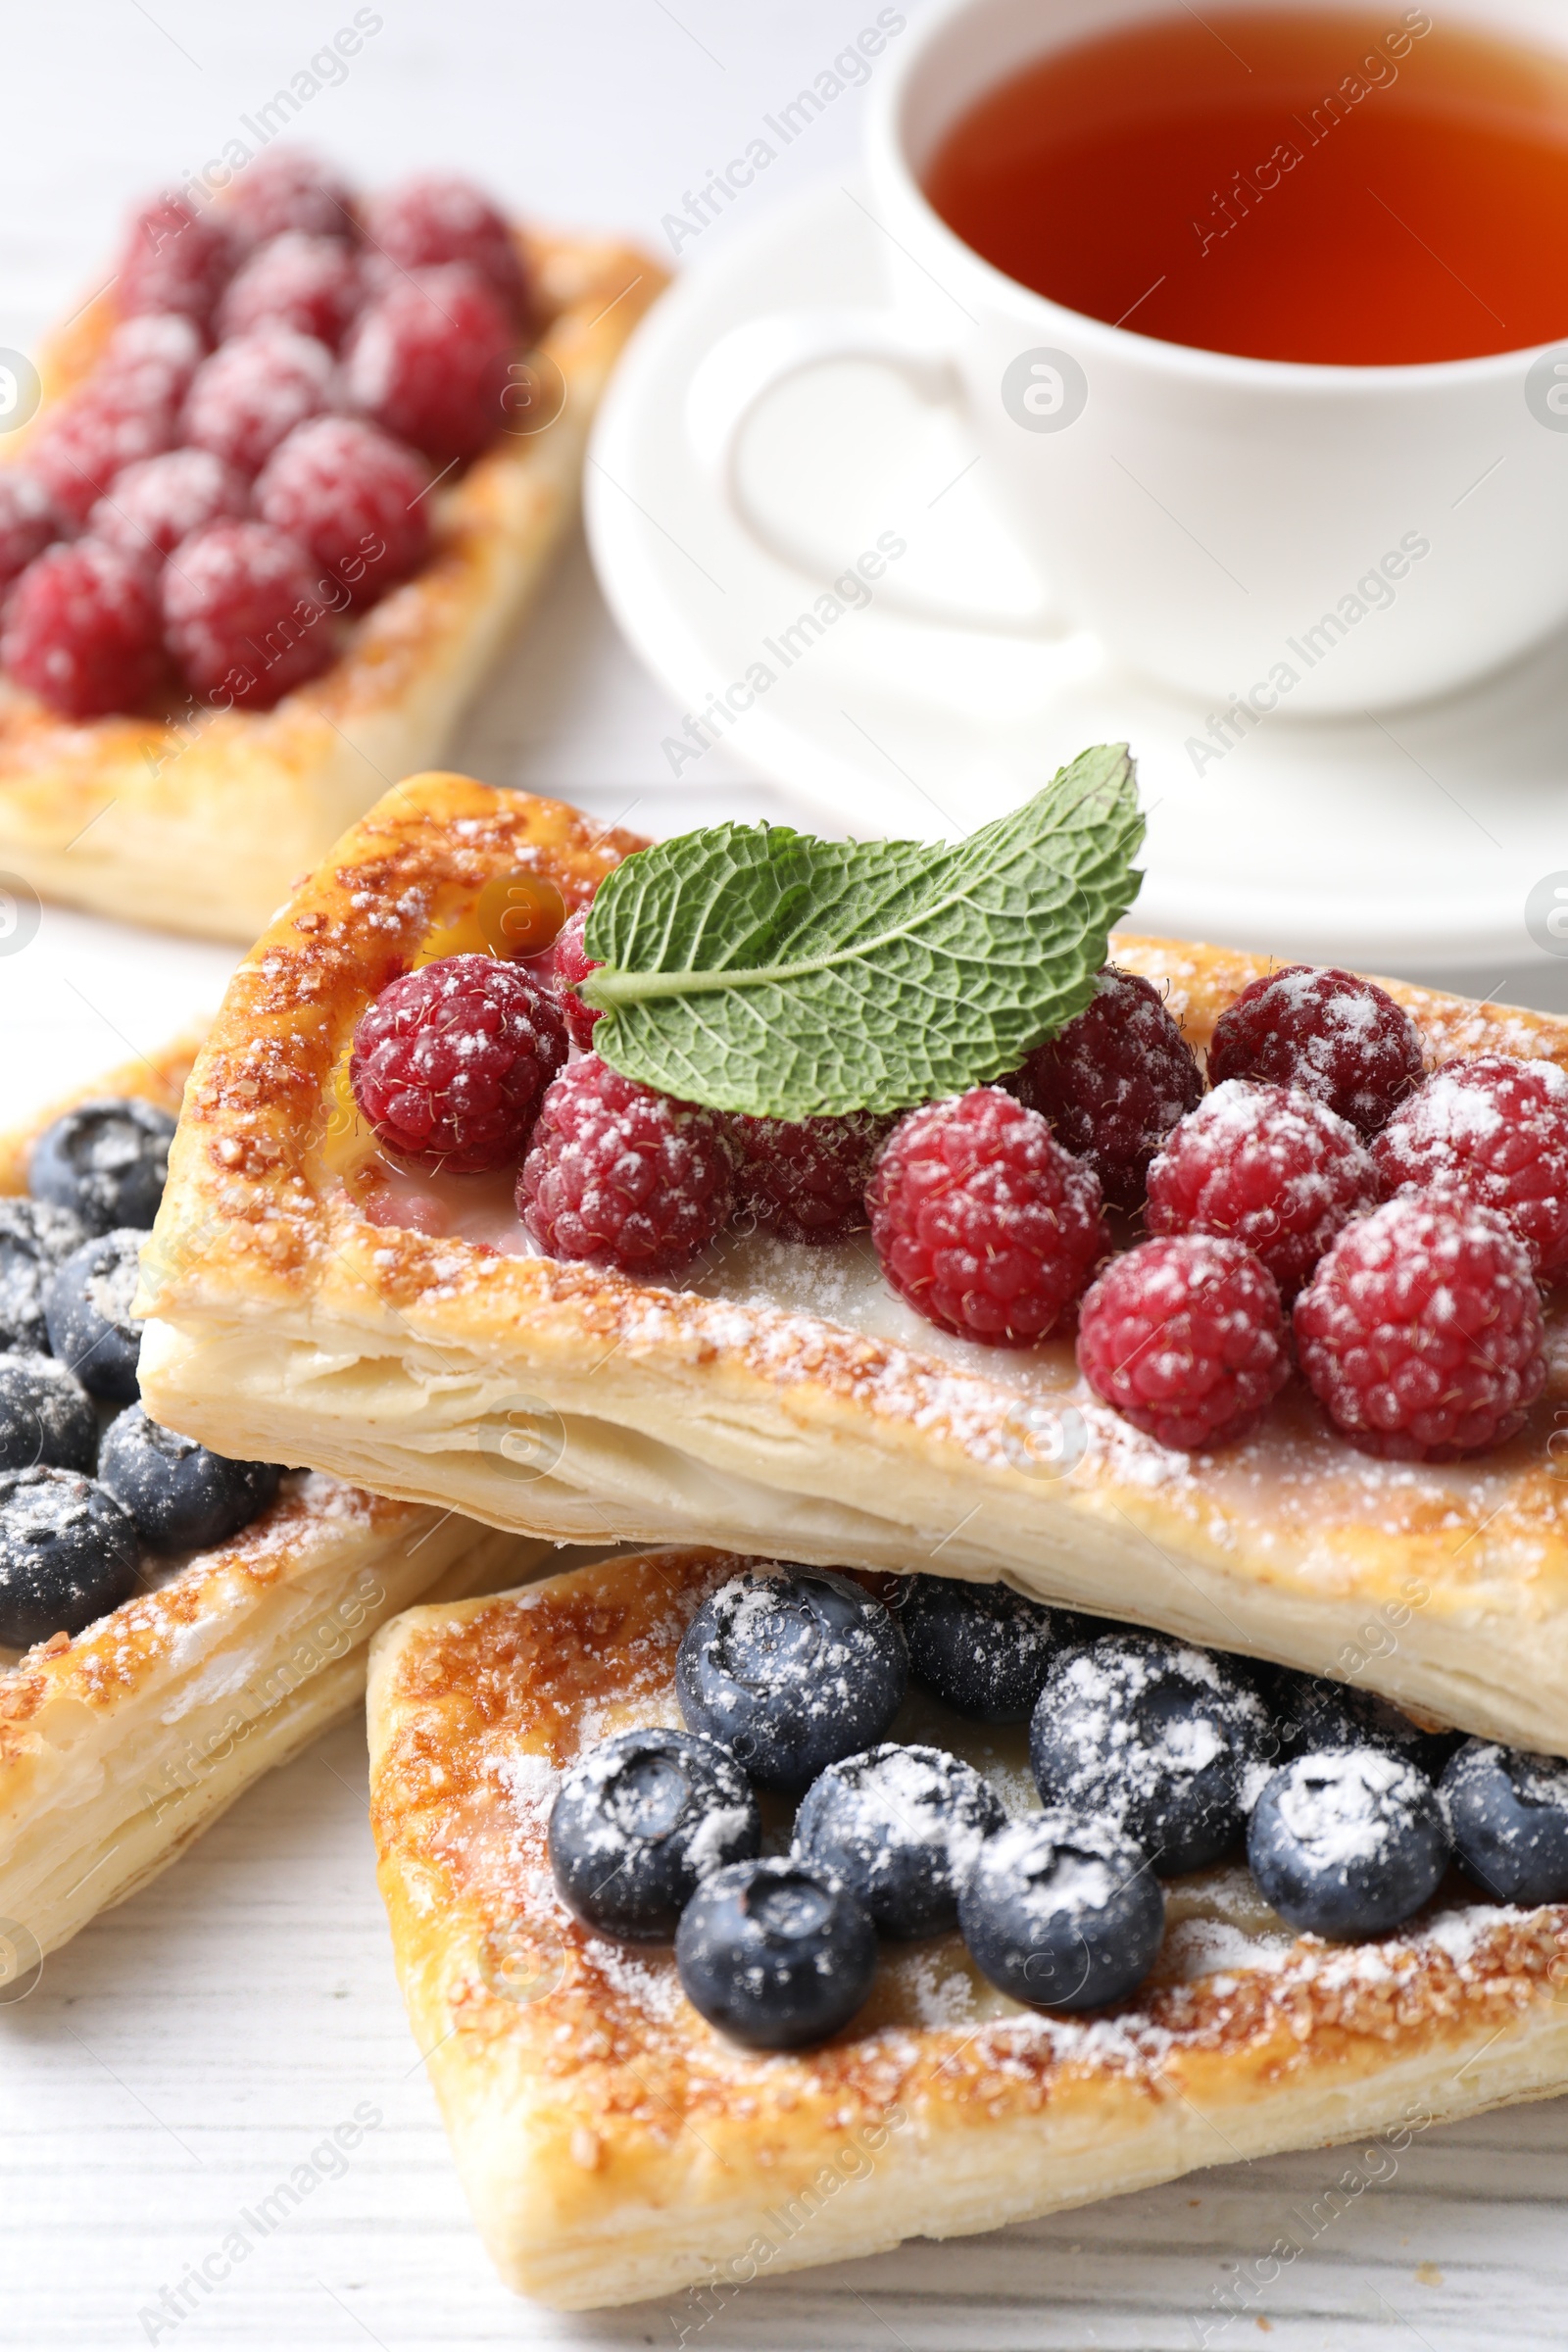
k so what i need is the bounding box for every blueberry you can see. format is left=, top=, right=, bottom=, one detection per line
left=1441, top=1740, right=1568, bottom=1906
left=0, top=1199, right=87, bottom=1352
left=1248, top=1747, right=1449, bottom=1939
left=958, top=1811, right=1165, bottom=2011
left=0, top=1465, right=141, bottom=1647
left=793, top=1742, right=1005, bottom=1939
left=675, top=1569, right=907, bottom=1795
left=1271, top=1669, right=1458, bottom=1779
left=674, top=1855, right=877, bottom=2049
left=548, top=1728, right=761, bottom=1941
left=896, top=1573, right=1095, bottom=1723
left=1030, top=1632, right=1270, bottom=1877
left=43, top=1229, right=145, bottom=1402
left=0, top=1352, right=97, bottom=1474
left=97, top=1404, right=281, bottom=1554
left=29, top=1097, right=176, bottom=1235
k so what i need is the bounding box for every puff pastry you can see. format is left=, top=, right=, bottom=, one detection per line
left=0, top=232, right=663, bottom=942
left=0, top=1038, right=545, bottom=1965
left=367, top=1544, right=1568, bottom=2311
left=137, top=773, right=1568, bottom=1755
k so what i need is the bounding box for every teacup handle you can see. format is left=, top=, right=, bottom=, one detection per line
left=686, top=309, right=1068, bottom=636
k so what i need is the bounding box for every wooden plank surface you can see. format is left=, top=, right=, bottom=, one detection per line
left=4, top=5, right=1568, bottom=2345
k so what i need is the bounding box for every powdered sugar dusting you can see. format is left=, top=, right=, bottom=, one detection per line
left=1274, top=1747, right=1426, bottom=1866
left=1207, top=962, right=1424, bottom=1133
left=1397, top=1067, right=1509, bottom=1146
left=1035, top=1635, right=1265, bottom=1841
left=1147, top=1078, right=1377, bottom=1298
left=376, top=1544, right=1568, bottom=2184
left=686, top=1801, right=756, bottom=1874
left=1376, top=1054, right=1568, bottom=1278
left=796, top=1740, right=1001, bottom=1908
left=494, top=1746, right=559, bottom=1826
left=347, top=1125, right=1568, bottom=1559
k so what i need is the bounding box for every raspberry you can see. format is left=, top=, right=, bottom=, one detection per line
left=114, top=195, right=233, bottom=328
left=89, top=448, right=250, bottom=569
left=1374, top=1055, right=1568, bottom=1280
left=551, top=906, right=602, bottom=1047
left=179, top=326, right=336, bottom=477
left=518, top=1054, right=735, bottom=1274
left=1207, top=964, right=1423, bottom=1135
left=342, top=265, right=514, bottom=467
left=352, top=955, right=567, bottom=1175
left=730, top=1112, right=894, bottom=1246
left=1016, top=965, right=1202, bottom=1211
left=0, top=473, right=62, bottom=598
left=105, top=312, right=208, bottom=408
left=1146, top=1080, right=1378, bottom=1298
left=162, top=519, right=335, bottom=709
left=1294, top=1190, right=1545, bottom=1460
left=362, top=173, right=534, bottom=333
left=29, top=373, right=180, bottom=528
left=224, top=147, right=358, bottom=250
left=1, top=539, right=166, bottom=718
left=217, top=231, right=364, bottom=349
left=867, top=1089, right=1107, bottom=1347
left=1077, top=1234, right=1291, bottom=1449
left=254, top=416, right=430, bottom=605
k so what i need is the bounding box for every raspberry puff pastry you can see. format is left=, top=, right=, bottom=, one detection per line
left=0, top=1033, right=543, bottom=1965
left=137, top=773, right=1568, bottom=1755
left=367, top=1545, right=1568, bottom=2310
left=0, top=212, right=662, bottom=942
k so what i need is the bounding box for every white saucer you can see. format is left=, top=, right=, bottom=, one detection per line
left=587, top=178, right=1568, bottom=978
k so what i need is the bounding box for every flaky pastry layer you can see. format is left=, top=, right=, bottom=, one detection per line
left=367, top=1546, right=1568, bottom=2311
left=0, top=1041, right=545, bottom=1962
left=0, top=230, right=663, bottom=940
left=135, top=774, right=1568, bottom=1754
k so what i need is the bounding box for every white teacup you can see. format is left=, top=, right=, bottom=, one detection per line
left=687, top=0, right=1568, bottom=716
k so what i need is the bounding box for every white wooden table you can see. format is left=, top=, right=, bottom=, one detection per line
left=4, top=7, right=1567, bottom=2345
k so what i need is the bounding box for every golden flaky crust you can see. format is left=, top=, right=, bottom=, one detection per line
left=138, top=773, right=1568, bottom=1753
left=0, top=231, right=664, bottom=940
left=367, top=1546, right=1568, bottom=2311
left=0, top=1042, right=544, bottom=1963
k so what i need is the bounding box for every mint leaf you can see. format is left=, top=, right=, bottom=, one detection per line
left=580, top=744, right=1144, bottom=1118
